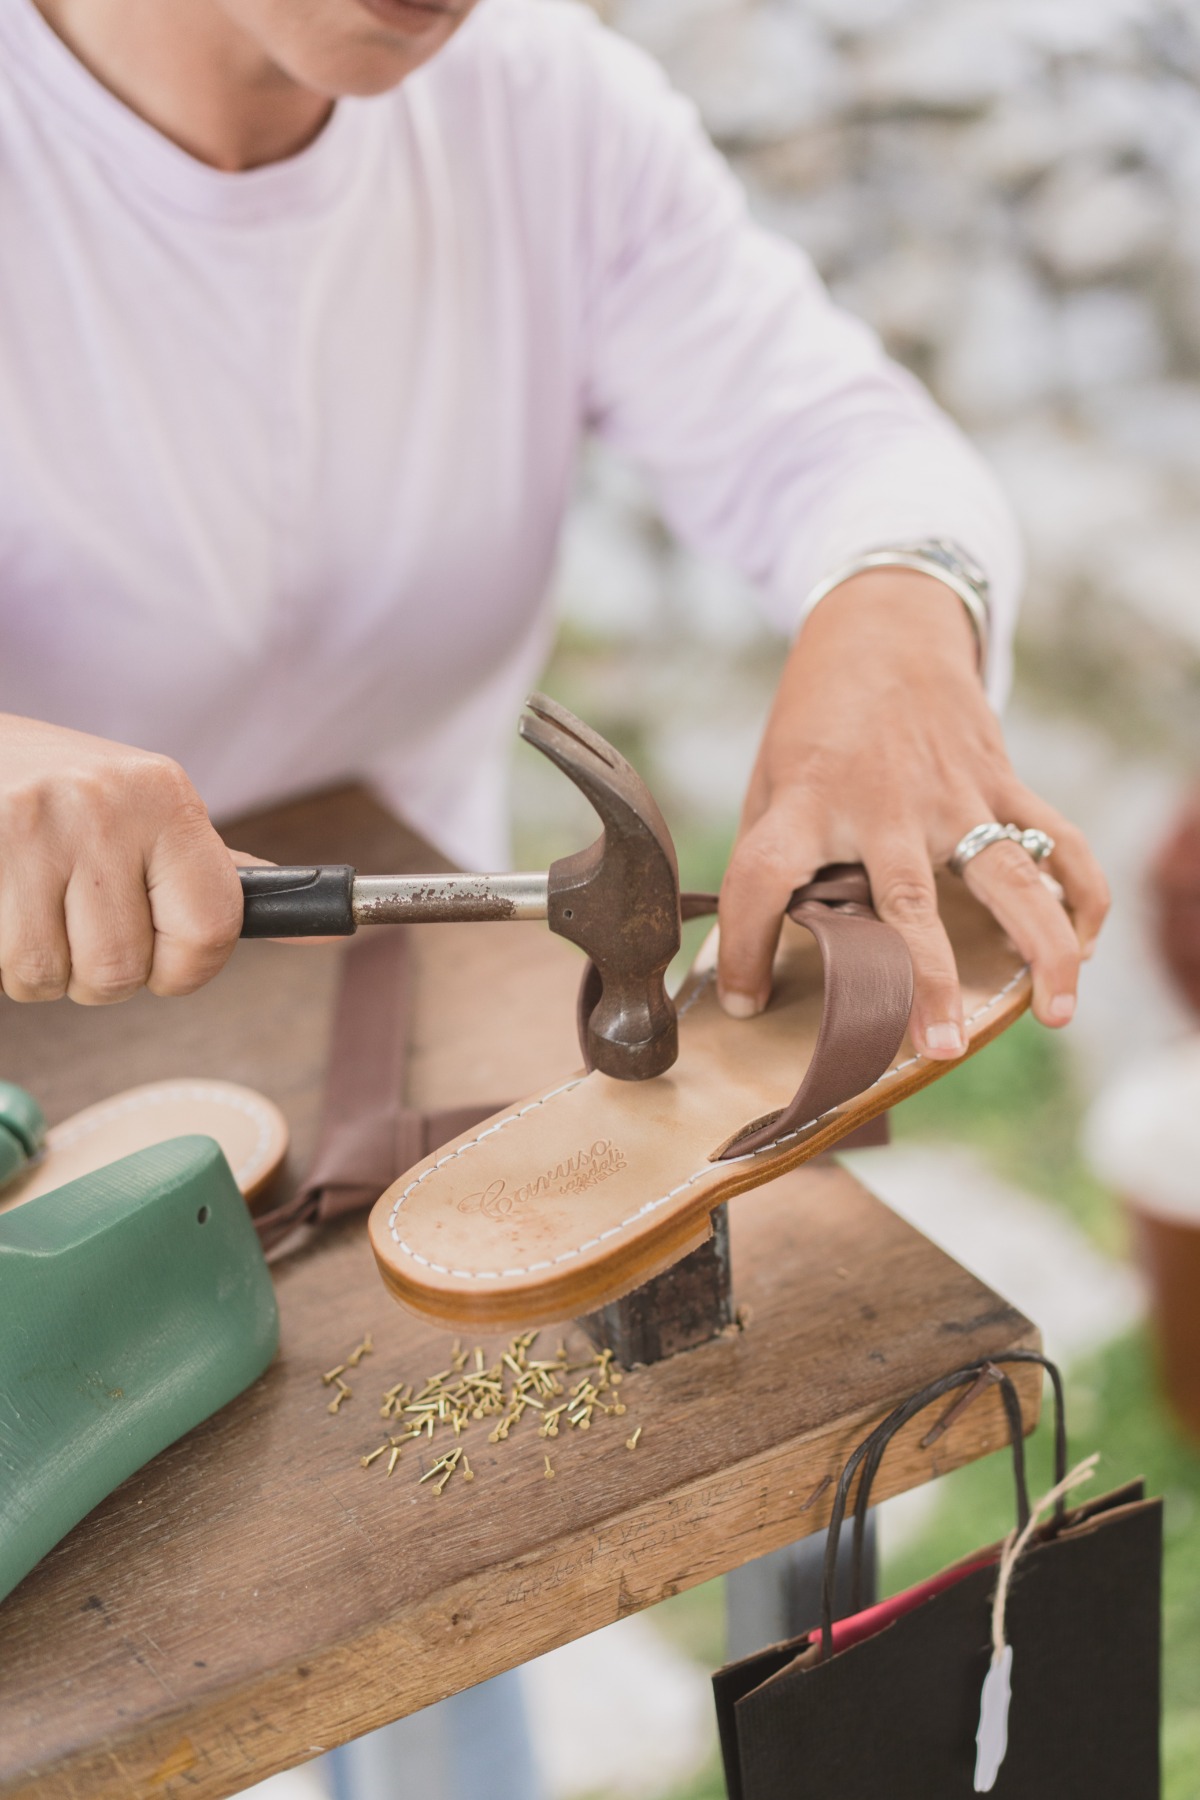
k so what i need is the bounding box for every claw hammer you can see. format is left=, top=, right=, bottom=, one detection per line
left=238, top=695, right=682, bottom=1081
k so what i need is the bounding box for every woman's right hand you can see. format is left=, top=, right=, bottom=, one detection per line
left=0, top=715, right=244, bottom=1004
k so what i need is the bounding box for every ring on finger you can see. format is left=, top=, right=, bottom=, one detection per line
left=949, top=822, right=1056, bottom=876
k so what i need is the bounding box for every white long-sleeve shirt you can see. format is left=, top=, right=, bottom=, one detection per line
left=0, top=0, right=1020, bottom=868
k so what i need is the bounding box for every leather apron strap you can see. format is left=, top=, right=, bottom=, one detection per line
left=252, top=929, right=505, bottom=1251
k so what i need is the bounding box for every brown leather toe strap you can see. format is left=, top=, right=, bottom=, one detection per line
left=715, top=864, right=913, bottom=1159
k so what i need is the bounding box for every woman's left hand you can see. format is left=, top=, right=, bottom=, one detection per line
left=717, top=568, right=1110, bottom=1058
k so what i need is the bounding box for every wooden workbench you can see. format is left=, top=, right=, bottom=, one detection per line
left=0, top=789, right=1041, bottom=1800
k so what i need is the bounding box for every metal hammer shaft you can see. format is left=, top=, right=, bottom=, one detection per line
left=353, top=872, right=548, bottom=924
left=238, top=866, right=550, bottom=936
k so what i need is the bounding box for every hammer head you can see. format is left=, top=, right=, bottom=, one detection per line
left=519, top=694, right=681, bottom=1081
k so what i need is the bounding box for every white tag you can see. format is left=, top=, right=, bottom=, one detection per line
left=973, top=1643, right=1013, bottom=1792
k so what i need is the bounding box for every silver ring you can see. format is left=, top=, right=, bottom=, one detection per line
left=949, top=823, right=1056, bottom=876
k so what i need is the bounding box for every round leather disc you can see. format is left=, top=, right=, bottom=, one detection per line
left=0, top=1080, right=288, bottom=1212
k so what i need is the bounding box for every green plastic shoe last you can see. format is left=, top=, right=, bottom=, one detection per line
left=0, top=1079, right=46, bottom=1193
left=0, top=1135, right=279, bottom=1607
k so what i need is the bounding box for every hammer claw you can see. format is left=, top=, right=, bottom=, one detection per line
left=522, top=691, right=620, bottom=771
left=520, top=697, right=669, bottom=845
left=518, top=709, right=628, bottom=820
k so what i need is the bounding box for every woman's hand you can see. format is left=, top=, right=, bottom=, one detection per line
left=717, top=570, right=1109, bottom=1058
left=0, top=714, right=245, bottom=1004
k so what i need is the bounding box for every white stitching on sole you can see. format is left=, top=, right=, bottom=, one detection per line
left=386, top=966, right=1029, bottom=1281
left=47, top=1082, right=277, bottom=1188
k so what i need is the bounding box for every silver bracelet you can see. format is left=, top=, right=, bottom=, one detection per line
left=801, top=538, right=992, bottom=678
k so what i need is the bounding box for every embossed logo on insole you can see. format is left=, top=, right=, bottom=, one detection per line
left=457, top=1139, right=628, bottom=1219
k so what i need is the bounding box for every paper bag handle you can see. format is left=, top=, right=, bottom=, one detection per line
left=819, top=1351, right=1066, bottom=1660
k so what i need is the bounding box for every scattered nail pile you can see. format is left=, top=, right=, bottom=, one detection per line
left=320, top=1330, right=644, bottom=1494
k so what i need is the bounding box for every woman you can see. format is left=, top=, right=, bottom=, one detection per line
left=0, top=0, right=1106, bottom=1041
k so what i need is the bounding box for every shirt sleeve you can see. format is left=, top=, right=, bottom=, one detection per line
left=573, top=17, right=1022, bottom=707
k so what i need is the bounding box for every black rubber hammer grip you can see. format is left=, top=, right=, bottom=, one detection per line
left=238, top=866, right=357, bottom=938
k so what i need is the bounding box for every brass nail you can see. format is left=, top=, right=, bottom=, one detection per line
left=322, top=1364, right=347, bottom=1385
left=462, top=1455, right=474, bottom=1482
left=544, top=1456, right=555, bottom=1479
left=625, top=1426, right=643, bottom=1450
left=387, top=1446, right=401, bottom=1476
left=431, top=1448, right=462, bottom=1495
left=361, top=1445, right=387, bottom=1468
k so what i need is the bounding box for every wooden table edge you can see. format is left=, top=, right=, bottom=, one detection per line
left=4, top=1327, right=1042, bottom=1800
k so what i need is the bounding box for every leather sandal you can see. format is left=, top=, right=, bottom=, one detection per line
left=0, top=1078, right=288, bottom=1215
left=368, top=866, right=1031, bottom=1329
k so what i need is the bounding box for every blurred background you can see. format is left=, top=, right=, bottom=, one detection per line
left=511, top=1, right=1200, bottom=1796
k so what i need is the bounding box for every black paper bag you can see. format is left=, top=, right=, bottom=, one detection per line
left=713, top=1355, right=1162, bottom=1800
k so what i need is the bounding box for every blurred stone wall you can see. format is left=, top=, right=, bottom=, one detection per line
left=522, top=0, right=1200, bottom=1075
left=587, top=0, right=1200, bottom=721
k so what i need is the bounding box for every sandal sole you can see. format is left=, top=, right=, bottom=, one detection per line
left=369, top=877, right=1031, bottom=1329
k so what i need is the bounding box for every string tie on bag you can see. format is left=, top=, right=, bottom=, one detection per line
left=974, top=1451, right=1100, bottom=1792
